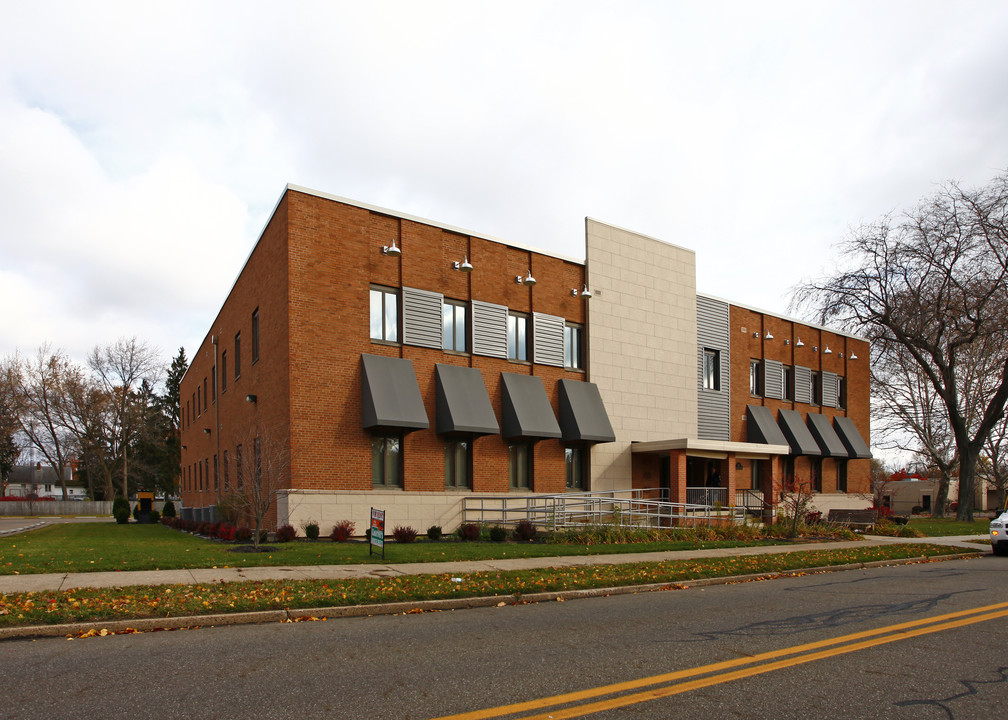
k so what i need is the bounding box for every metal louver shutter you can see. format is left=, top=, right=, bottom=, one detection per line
left=402, top=287, right=444, bottom=349
left=533, top=313, right=564, bottom=367
left=471, top=300, right=508, bottom=358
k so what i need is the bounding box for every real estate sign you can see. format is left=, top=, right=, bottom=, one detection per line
left=370, top=507, right=385, bottom=559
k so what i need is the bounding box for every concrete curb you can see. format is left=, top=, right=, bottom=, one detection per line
left=0, top=551, right=982, bottom=642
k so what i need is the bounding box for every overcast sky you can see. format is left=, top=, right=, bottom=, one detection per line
left=2, top=0, right=1007, bottom=370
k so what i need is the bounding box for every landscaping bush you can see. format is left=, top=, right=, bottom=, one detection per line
left=233, top=526, right=253, bottom=542
left=133, top=504, right=141, bottom=521
left=392, top=525, right=418, bottom=543
left=911, top=505, right=924, bottom=515
left=489, top=525, right=507, bottom=542
left=513, top=519, right=537, bottom=542
left=456, top=523, right=481, bottom=541
left=113, top=507, right=130, bottom=524
left=148, top=510, right=160, bottom=525
left=162, top=500, right=176, bottom=517
left=112, top=497, right=130, bottom=517
left=804, top=511, right=823, bottom=526
left=276, top=524, right=297, bottom=542
left=302, top=520, right=320, bottom=540
left=330, top=519, right=355, bottom=542
left=216, top=523, right=236, bottom=542
left=426, top=525, right=443, bottom=541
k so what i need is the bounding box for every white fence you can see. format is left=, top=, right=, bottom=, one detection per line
left=0, top=500, right=113, bottom=516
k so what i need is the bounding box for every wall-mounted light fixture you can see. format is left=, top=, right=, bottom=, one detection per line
left=784, top=339, right=790, bottom=345
left=516, top=271, right=536, bottom=286
left=453, top=257, right=473, bottom=272
left=823, top=345, right=832, bottom=354
left=571, top=285, right=592, bottom=298
left=839, top=352, right=845, bottom=359
left=753, top=332, right=761, bottom=339
left=795, top=338, right=804, bottom=347
left=181, top=445, right=187, bottom=451
left=849, top=352, right=858, bottom=360
left=813, top=346, right=819, bottom=352
left=382, top=240, right=401, bottom=257
left=764, top=330, right=774, bottom=340
left=246, top=394, right=257, bottom=404
left=203, top=428, right=211, bottom=435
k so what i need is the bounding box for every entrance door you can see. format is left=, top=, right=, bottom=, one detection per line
left=659, top=455, right=671, bottom=502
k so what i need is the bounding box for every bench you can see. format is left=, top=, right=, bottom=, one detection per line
left=827, top=508, right=878, bottom=530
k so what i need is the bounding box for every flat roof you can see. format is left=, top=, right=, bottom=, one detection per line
left=696, top=291, right=869, bottom=343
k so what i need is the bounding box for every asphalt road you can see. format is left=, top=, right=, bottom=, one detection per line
left=1, top=555, right=1006, bottom=720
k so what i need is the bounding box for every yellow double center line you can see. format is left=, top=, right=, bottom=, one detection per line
left=433, top=600, right=1008, bottom=720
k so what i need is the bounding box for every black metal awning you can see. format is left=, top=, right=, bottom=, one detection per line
left=434, top=364, right=499, bottom=436
left=558, top=379, right=616, bottom=444
left=806, top=413, right=848, bottom=457
left=777, top=409, right=822, bottom=456
left=500, top=372, right=562, bottom=441
left=746, top=405, right=789, bottom=446
left=360, top=354, right=429, bottom=432
left=832, top=416, right=873, bottom=459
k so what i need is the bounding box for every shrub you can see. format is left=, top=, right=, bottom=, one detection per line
left=233, top=526, right=253, bottom=542
left=804, top=511, right=823, bottom=526
left=216, top=523, right=235, bottom=541
left=162, top=500, right=176, bottom=517
left=276, top=524, right=297, bottom=542
left=112, top=497, right=130, bottom=517
left=875, top=505, right=894, bottom=519
left=513, top=519, right=537, bottom=542
left=148, top=510, right=160, bottom=524
left=392, top=525, right=418, bottom=543
left=456, top=523, right=481, bottom=541
left=114, top=507, right=130, bottom=524
left=330, top=520, right=355, bottom=542
left=133, top=504, right=141, bottom=521
left=426, top=525, right=443, bottom=541
left=911, top=505, right=924, bottom=515
left=302, top=520, right=320, bottom=540
left=489, top=525, right=507, bottom=542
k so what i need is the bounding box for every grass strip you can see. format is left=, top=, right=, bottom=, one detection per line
left=0, top=543, right=972, bottom=628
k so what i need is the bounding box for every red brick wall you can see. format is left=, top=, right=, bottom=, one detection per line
left=728, top=305, right=871, bottom=495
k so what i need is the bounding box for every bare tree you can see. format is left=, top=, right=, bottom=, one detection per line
left=88, top=338, right=162, bottom=499
left=5, top=345, right=78, bottom=500
left=57, top=366, right=119, bottom=501
left=774, top=474, right=815, bottom=538
left=793, top=172, right=1008, bottom=521
left=871, top=341, right=957, bottom=515
left=228, top=423, right=290, bottom=548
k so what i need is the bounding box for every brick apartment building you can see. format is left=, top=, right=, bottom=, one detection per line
left=178, top=185, right=871, bottom=530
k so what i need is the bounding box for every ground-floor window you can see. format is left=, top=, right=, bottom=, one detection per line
left=837, top=460, right=848, bottom=493
left=811, top=458, right=823, bottom=493
left=509, top=443, right=532, bottom=490
left=372, top=435, right=403, bottom=488
left=445, top=439, right=471, bottom=489
left=750, top=460, right=762, bottom=491
left=565, top=446, right=586, bottom=490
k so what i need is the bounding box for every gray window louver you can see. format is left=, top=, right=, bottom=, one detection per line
left=821, top=371, right=839, bottom=408
left=696, top=295, right=730, bottom=441
left=794, top=365, right=812, bottom=404
left=533, top=313, right=565, bottom=367
left=402, top=287, right=444, bottom=349
left=763, top=359, right=784, bottom=400
left=471, top=300, right=508, bottom=358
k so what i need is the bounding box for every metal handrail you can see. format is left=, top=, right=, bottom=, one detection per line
left=462, top=489, right=747, bottom=529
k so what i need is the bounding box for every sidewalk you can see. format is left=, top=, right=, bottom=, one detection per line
left=0, top=534, right=989, bottom=595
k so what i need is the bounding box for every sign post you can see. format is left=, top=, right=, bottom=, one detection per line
left=369, top=507, right=385, bottom=559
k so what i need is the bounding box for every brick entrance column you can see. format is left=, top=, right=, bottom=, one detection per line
left=669, top=450, right=687, bottom=504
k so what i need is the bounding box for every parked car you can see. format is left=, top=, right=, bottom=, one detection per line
left=990, top=511, right=1008, bottom=555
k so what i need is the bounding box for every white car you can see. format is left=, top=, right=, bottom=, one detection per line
left=991, top=511, right=1008, bottom=555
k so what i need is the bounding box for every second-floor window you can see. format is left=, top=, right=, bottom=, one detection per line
left=508, top=312, right=529, bottom=362
left=564, top=324, right=584, bottom=370
left=234, top=332, right=241, bottom=379
left=443, top=301, right=467, bottom=352
left=252, top=308, right=260, bottom=364
left=703, top=348, right=720, bottom=390
left=749, top=360, right=762, bottom=396
left=370, top=287, right=399, bottom=342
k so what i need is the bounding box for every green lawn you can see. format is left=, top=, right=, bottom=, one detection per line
left=907, top=517, right=991, bottom=536
left=2, top=523, right=787, bottom=576
left=0, top=543, right=974, bottom=629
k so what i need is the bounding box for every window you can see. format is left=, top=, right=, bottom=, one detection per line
left=811, top=371, right=821, bottom=405
left=198, top=459, right=203, bottom=491
left=372, top=435, right=402, bottom=487
left=252, top=308, right=260, bottom=364
left=203, top=378, right=208, bottom=412
left=212, top=367, right=217, bottom=403
left=213, top=454, right=219, bottom=491
left=509, top=443, right=532, bottom=489
left=444, top=439, right=471, bottom=489
left=782, top=456, right=795, bottom=487
left=702, top=348, right=720, bottom=390
left=254, top=437, right=262, bottom=486
left=197, top=385, right=201, bottom=416
left=837, top=460, right=848, bottom=493
left=811, top=457, right=822, bottom=493
left=221, top=351, right=228, bottom=392
left=750, top=460, right=762, bottom=491
left=565, top=324, right=584, bottom=370
left=749, top=360, right=762, bottom=396
left=192, top=392, right=197, bottom=419
left=234, top=332, right=241, bottom=379
left=236, top=444, right=243, bottom=490
left=837, top=377, right=847, bottom=408
left=565, top=446, right=586, bottom=490
left=370, top=287, right=399, bottom=342
left=508, top=312, right=529, bottom=361
left=223, top=450, right=229, bottom=490
left=783, top=366, right=794, bottom=401
left=442, top=301, right=467, bottom=352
